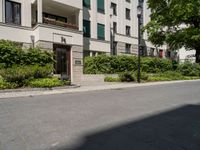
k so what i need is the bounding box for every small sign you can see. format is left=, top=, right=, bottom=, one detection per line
left=75, top=60, right=82, bottom=65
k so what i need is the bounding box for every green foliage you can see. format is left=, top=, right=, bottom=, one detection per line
left=0, top=65, right=53, bottom=85
left=118, top=71, right=135, bottom=82
left=144, top=0, right=200, bottom=62
left=84, top=55, right=173, bottom=74
left=178, top=62, right=200, bottom=76
left=0, top=40, right=54, bottom=68
left=26, top=77, right=70, bottom=88
left=134, top=71, right=150, bottom=81
left=0, top=77, right=18, bottom=89
left=141, top=57, right=173, bottom=73
left=148, top=71, right=199, bottom=81
left=104, top=76, right=121, bottom=82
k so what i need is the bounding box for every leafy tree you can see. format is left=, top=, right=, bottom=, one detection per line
left=144, top=0, right=200, bottom=63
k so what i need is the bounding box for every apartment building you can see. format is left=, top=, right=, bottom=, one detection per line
left=83, top=0, right=167, bottom=57
left=0, top=0, right=83, bottom=84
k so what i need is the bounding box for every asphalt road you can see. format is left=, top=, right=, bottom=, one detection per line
left=0, top=81, right=200, bottom=150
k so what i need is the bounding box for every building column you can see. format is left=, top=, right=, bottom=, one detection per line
left=78, top=9, right=83, bottom=31
left=37, top=0, right=43, bottom=23
left=0, top=0, right=3, bottom=22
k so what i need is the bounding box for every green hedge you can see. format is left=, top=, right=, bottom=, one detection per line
left=0, top=40, right=54, bottom=68
left=178, top=62, right=200, bottom=76
left=26, top=77, right=70, bottom=88
left=0, top=64, right=53, bottom=85
left=84, top=55, right=173, bottom=74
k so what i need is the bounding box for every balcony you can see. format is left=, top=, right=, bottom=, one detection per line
left=31, top=0, right=82, bottom=31
left=43, top=17, right=78, bottom=30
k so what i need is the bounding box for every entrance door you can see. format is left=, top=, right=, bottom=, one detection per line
left=54, top=44, right=71, bottom=77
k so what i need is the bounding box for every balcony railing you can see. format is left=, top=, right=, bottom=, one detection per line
left=43, top=17, right=79, bottom=30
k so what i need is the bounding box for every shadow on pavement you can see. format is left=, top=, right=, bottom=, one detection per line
left=58, top=104, right=200, bottom=150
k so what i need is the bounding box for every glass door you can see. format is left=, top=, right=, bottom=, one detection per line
left=54, top=45, right=71, bottom=77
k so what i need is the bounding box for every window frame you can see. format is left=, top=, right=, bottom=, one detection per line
left=111, top=2, right=117, bottom=16
left=113, top=22, right=117, bottom=33
left=125, top=43, right=131, bottom=54
left=97, top=23, right=105, bottom=40
left=5, top=0, right=21, bottom=25
left=126, top=25, right=131, bottom=36
left=83, top=0, right=91, bottom=9
left=126, top=8, right=131, bottom=20
left=97, top=0, right=105, bottom=13
left=83, top=20, right=91, bottom=38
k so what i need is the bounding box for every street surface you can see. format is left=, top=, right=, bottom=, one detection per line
left=0, top=81, right=200, bottom=150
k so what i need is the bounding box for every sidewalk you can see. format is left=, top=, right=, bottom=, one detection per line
left=0, top=80, right=199, bottom=99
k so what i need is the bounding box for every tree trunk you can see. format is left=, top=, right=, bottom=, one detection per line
left=195, top=48, right=200, bottom=63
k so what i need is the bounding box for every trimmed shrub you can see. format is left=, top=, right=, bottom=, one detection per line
left=104, top=76, right=121, bottom=82
left=118, top=71, right=135, bottom=82
left=0, top=77, right=18, bottom=89
left=178, top=62, right=200, bottom=76
left=148, top=71, right=193, bottom=81
left=0, top=64, right=53, bottom=85
left=84, top=55, right=173, bottom=74
left=134, top=71, right=149, bottom=81
left=0, top=40, right=54, bottom=68
left=141, top=57, right=173, bottom=73
left=26, top=77, right=70, bottom=88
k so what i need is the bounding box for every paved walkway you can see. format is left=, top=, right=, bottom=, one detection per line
left=0, top=80, right=200, bottom=99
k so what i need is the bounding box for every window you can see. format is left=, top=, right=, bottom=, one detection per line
left=113, top=22, right=117, bottom=33
left=126, top=8, right=130, bottom=20
left=5, top=0, right=21, bottom=25
left=125, top=44, right=131, bottom=54
left=83, top=0, right=90, bottom=8
left=126, top=0, right=130, bottom=2
left=83, top=20, right=91, bottom=37
left=126, top=26, right=131, bottom=36
left=97, top=23, right=105, bottom=40
left=97, top=0, right=105, bottom=13
left=111, top=3, right=117, bottom=16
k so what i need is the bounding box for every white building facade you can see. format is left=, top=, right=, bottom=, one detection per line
left=0, top=0, right=83, bottom=84
left=1, top=0, right=191, bottom=84
left=83, top=0, right=167, bottom=57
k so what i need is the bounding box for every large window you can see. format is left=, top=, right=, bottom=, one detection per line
left=97, top=0, right=105, bottom=13
left=83, top=20, right=91, bottom=37
left=5, top=0, right=21, bottom=25
left=83, top=0, right=90, bottom=8
left=97, top=23, right=105, bottom=40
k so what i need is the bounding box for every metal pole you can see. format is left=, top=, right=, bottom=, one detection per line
left=137, top=15, right=141, bottom=83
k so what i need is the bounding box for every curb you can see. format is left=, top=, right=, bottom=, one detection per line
left=0, top=85, right=80, bottom=93
left=0, top=79, right=200, bottom=99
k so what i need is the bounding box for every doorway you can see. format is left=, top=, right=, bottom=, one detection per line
left=53, top=44, right=71, bottom=78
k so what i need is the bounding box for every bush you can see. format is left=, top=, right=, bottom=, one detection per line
left=0, top=40, right=54, bottom=68
left=118, top=71, right=135, bottom=82
left=84, top=55, right=173, bottom=74
left=134, top=71, right=149, bottom=81
left=178, top=62, right=200, bottom=76
left=0, top=64, right=53, bottom=85
left=26, top=77, right=70, bottom=88
left=148, top=71, right=194, bottom=81
left=141, top=57, right=173, bottom=73
left=104, top=76, right=120, bottom=82
left=0, top=77, right=18, bottom=89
